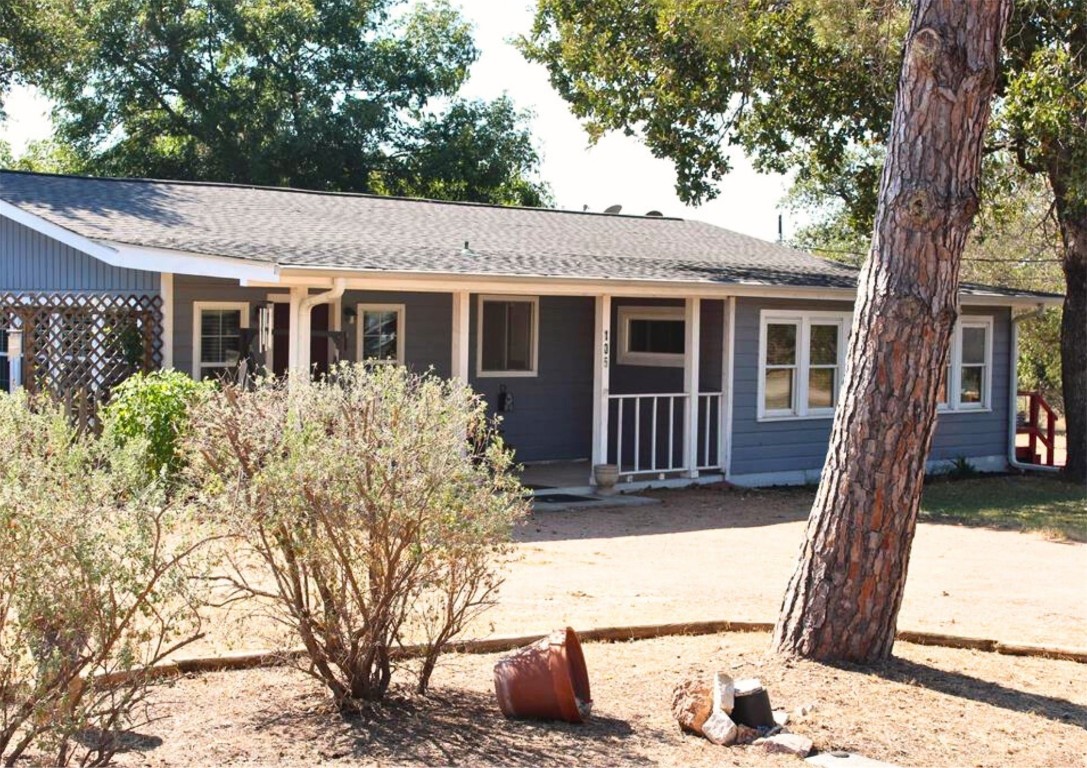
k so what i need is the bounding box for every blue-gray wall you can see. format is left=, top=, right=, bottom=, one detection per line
left=172, top=275, right=271, bottom=377
left=343, top=290, right=452, bottom=378
left=729, top=297, right=1012, bottom=480
left=469, top=295, right=595, bottom=463
left=0, top=215, right=158, bottom=292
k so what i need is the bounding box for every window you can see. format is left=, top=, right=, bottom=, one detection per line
left=357, top=304, right=405, bottom=364
left=758, top=310, right=849, bottom=419
left=617, top=306, right=685, bottom=366
left=193, top=302, right=249, bottom=380
left=477, top=296, right=538, bottom=376
left=940, top=317, right=993, bottom=411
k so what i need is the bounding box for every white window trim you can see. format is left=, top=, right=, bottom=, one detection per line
left=476, top=294, right=539, bottom=378
left=356, top=303, right=406, bottom=365
left=939, top=316, right=994, bottom=413
left=616, top=305, right=685, bottom=367
left=192, top=301, right=250, bottom=379
left=757, top=309, right=851, bottom=421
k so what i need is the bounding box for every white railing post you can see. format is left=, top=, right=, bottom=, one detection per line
left=591, top=295, right=612, bottom=484
left=683, top=298, right=701, bottom=478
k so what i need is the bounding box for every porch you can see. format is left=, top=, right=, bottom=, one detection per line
left=169, top=276, right=735, bottom=488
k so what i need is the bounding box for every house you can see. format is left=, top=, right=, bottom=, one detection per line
left=0, top=170, right=1062, bottom=489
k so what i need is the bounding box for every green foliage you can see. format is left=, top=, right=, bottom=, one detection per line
left=0, top=392, right=210, bottom=766
left=101, top=369, right=211, bottom=482
left=6, top=0, right=549, bottom=205
left=186, top=363, right=529, bottom=708
left=942, top=456, right=979, bottom=481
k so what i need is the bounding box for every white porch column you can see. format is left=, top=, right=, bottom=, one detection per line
left=160, top=272, right=174, bottom=370
left=683, top=297, right=701, bottom=478
left=591, top=294, right=612, bottom=483
left=288, top=286, right=308, bottom=379
left=451, top=291, right=470, bottom=381
left=721, top=297, right=736, bottom=479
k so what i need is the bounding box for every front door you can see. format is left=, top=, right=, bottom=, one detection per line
left=269, top=301, right=332, bottom=378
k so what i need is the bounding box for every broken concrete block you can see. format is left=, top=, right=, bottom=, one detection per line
left=773, top=709, right=790, bottom=727
left=713, top=672, right=735, bottom=714
left=734, top=724, right=760, bottom=745
left=754, top=732, right=814, bottom=757
left=671, top=677, right=712, bottom=735
left=702, top=710, right=738, bottom=746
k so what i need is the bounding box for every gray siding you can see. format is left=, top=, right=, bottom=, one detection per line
left=470, top=295, right=595, bottom=463
left=172, top=276, right=270, bottom=377
left=929, top=307, right=1011, bottom=462
left=730, top=297, right=1012, bottom=479
left=343, top=291, right=452, bottom=378
left=0, top=215, right=158, bottom=292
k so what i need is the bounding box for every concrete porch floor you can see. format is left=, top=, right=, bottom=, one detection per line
left=519, top=459, right=727, bottom=498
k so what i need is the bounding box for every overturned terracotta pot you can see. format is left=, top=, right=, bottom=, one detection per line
left=494, top=627, right=592, bottom=723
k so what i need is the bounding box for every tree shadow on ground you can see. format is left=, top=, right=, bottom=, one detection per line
left=842, top=656, right=1087, bottom=731
left=251, top=687, right=656, bottom=766
left=518, top=487, right=813, bottom=543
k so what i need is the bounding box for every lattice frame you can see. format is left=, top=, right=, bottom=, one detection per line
left=0, top=292, right=163, bottom=420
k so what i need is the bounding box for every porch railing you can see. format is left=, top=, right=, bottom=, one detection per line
left=608, top=392, right=722, bottom=477
left=1016, top=390, right=1059, bottom=466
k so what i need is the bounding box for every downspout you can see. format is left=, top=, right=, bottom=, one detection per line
left=297, top=278, right=347, bottom=377
left=1008, top=305, right=1061, bottom=473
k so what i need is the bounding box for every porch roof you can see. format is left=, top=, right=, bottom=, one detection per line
left=0, top=170, right=1063, bottom=302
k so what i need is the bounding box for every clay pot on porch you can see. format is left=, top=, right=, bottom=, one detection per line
left=593, top=463, right=620, bottom=495
left=493, top=627, right=592, bottom=723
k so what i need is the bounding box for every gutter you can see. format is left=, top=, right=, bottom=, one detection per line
left=1008, top=306, right=1061, bottom=473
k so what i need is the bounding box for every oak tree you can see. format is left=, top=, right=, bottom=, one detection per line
left=5, top=0, right=550, bottom=206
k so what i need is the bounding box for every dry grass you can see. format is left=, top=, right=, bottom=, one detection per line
left=111, top=632, right=1087, bottom=767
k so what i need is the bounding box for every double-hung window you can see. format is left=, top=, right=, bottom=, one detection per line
left=759, top=310, right=849, bottom=419
left=193, top=302, right=249, bottom=380
left=477, top=296, right=538, bottom=376
left=938, top=317, right=992, bottom=411
left=617, top=306, right=685, bottom=367
left=357, top=304, right=405, bottom=364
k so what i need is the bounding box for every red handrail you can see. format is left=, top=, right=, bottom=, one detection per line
left=1016, top=391, right=1058, bottom=466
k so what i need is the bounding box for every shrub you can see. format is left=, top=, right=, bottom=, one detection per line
left=0, top=392, right=210, bottom=766
left=101, top=369, right=210, bottom=481
left=186, top=363, right=528, bottom=709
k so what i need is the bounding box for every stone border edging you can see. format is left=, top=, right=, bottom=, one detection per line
left=94, top=621, right=1087, bottom=686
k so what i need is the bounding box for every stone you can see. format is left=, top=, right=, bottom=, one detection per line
left=701, top=710, right=738, bottom=746
left=671, top=677, right=712, bottom=735
left=754, top=733, right=814, bottom=757
left=773, top=709, right=790, bottom=727
left=713, top=672, right=735, bottom=714
left=793, top=703, right=816, bottom=719
left=734, top=724, right=760, bottom=745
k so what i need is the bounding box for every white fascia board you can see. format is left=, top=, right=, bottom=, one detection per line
left=104, top=242, right=280, bottom=281
left=959, top=293, right=1063, bottom=309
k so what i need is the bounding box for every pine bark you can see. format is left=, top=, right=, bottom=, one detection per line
left=772, top=0, right=1011, bottom=662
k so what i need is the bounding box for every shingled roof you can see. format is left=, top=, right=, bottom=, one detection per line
left=0, top=171, right=1062, bottom=301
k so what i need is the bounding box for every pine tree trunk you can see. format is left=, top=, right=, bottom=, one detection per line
left=772, top=0, right=1010, bottom=662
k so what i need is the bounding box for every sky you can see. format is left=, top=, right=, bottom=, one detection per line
left=0, top=0, right=797, bottom=243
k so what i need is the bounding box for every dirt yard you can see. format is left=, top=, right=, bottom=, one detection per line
left=115, top=631, right=1087, bottom=767
left=202, top=485, right=1087, bottom=656
left=487, top=486, right=1087, bottom=649
left=103, top=483, right=1087, bottom=767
